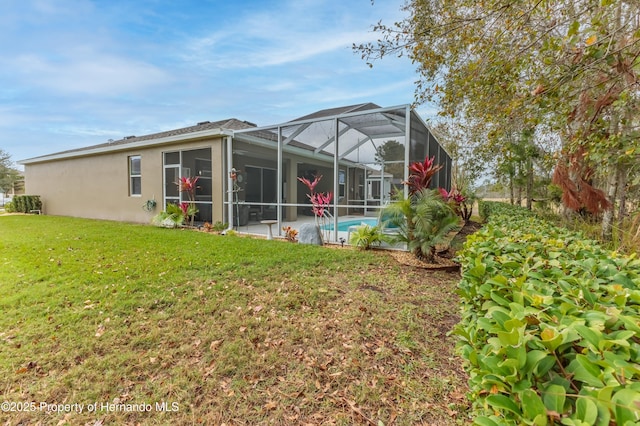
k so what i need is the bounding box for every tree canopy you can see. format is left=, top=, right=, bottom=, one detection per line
left=356, top=0, right=640, bottom=240
left=0, top=150, right=23, bottom=196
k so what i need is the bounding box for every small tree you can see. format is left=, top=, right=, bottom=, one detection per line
left=0, top=150, right=23, bottom=197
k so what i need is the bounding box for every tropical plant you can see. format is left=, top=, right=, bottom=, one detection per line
left=384, top=189, right=459, bottom=262
left=152, top=203, right=185, bottom=228
left=282, top=226, right=298, bottom=242
left=179, top=202, right=198, bottom=222
left=439, top=187, right=474, bottom=223
left=349, top=224, right=383, bottom=250
left=204, top=220, right=229, bottom=233
left=298, top=175, right=333, bottom=218
left=177, top=176, right=200, bottom=226
left=382, top=154, right=458, bottom=261
left=402, top=155, right=442, bottom=195
left=298, top=174, right=333, bottom=241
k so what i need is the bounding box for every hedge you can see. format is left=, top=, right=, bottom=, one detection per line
left=454, top=201, right=640, bottom=425
left=8, top=195, right=42, bottom=213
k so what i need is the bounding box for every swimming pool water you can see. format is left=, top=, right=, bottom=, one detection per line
left=322, top=218, right=378, bottom=232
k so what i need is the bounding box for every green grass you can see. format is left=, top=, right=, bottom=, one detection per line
left=0, top=215, right=469, bottom=425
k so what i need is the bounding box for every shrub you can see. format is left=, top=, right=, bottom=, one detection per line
left=349, top=224, right=382, bottom=250
left=454, top=202, right=640, bottom=425
left=383, top=189, right=459, bottom=261
left=152, top=203, right=185, bottom=228
left=9, top=195, right=42, bottom=213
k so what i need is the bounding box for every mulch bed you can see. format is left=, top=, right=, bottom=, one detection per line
left=389, top=220, right=484, bottom=270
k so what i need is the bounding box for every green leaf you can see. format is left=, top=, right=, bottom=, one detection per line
left=575, top=397, right=598, bottom=425
left=474, top=416, right=500, bottom=426
left=543, top=384, right=566, bottom=414
left=521, top=389, right=547, bottom=423
left=486, top=394, right=522, bottom=416
left=568, top=355, right=605, bottom=387
left=540, top=326, right=563, bottom=351
left=611, top=389, right=640, bottom=425
left=469, top=256, right=486, bottom=278
left=524, top=350, right=551, bottom=375
left=575, top=324, right=603, bottom=349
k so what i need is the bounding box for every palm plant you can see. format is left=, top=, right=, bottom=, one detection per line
left=382, top=154, right=459, bottom=262
left=349, top=224, right=383, bottom=250
left=383, top=189, right=459, bottom=262
left=152, top=203, right=185, bottom=228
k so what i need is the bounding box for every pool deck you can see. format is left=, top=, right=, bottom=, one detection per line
left=231, top=215, right=375, bottom=243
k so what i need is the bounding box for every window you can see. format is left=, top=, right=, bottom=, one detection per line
left=129, top=155, right=141, bottom=196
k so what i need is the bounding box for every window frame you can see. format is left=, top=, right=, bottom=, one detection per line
left=129, top=155, right=142, bottom=197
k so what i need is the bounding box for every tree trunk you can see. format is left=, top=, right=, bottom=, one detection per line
left=526, top=157, right=533, bottom=210
left=616, top=166, right=627, bottom=245
left=601, top=163, right=618, bottom=241
left=509, top=172, right=515, bottom=205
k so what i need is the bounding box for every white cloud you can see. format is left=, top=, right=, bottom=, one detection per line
left=181, top=0, right=387, bottom=70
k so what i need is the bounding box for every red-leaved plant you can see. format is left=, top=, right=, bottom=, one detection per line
left=298, top=174, right=333, bottom=242
left=297, top=175, right=332, bottom=219
left=176, top=176, right=200, bottom=225
left=439, top=187, right=472, bottom=223
left=403, top=155, right=443, bottom=195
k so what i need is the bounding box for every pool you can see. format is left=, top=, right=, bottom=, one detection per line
left=322, top=218, right=378, bottom=232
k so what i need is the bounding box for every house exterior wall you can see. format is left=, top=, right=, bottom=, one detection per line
left=24, top=137, right=225, bottom=223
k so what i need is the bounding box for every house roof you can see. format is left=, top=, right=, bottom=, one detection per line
left=19, top=118, right=256, bottom=165
left=291, top=103, right=382, bottom=122
left=18, top=103, right=412, bottom=166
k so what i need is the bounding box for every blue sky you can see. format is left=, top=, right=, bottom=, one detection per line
left=1, top=0, right=436, bottom=166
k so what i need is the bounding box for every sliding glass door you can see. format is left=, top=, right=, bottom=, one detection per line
left=163, top=148, right=212, bottom=223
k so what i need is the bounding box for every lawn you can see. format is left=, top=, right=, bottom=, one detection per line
left=0, top=215, right=469, bottom=425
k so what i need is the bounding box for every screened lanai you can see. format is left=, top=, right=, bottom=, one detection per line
left=223, top=103, right=451, bottom=242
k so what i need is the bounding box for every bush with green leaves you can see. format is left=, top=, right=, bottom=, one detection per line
left=152, top=203, right=185, bottom=228
left=383, top=188, right=459, bottom=262
left=9, top=195, right=42, bottom=213
left=349, top=224, right=383, bottom=250
left=454, top=201, right=640, bottom=425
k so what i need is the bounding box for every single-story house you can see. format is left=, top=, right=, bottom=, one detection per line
left=19, top=103, right=451, bottom=242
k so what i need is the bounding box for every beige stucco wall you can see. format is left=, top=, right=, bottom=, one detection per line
left=24, top=137, right=225, bottom=223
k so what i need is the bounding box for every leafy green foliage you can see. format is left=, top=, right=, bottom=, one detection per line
left=152, top=202, right=185, bottom=228
left=455, top=202, right=640, bottom=424
left=0, top=149, right=23, bottom=195
left=10, top=195, right=42, bottom=213
left=356, top=0, right=640, bottom=239
left=384, top=189, right=459, bottom=261
left=348, top=224, right=383, bottom=250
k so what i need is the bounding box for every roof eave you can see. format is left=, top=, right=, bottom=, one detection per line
left=19, top=128, right=233, bottom=165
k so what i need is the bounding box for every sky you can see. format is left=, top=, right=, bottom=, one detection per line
left=1, top=0, right=436, bottom=167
